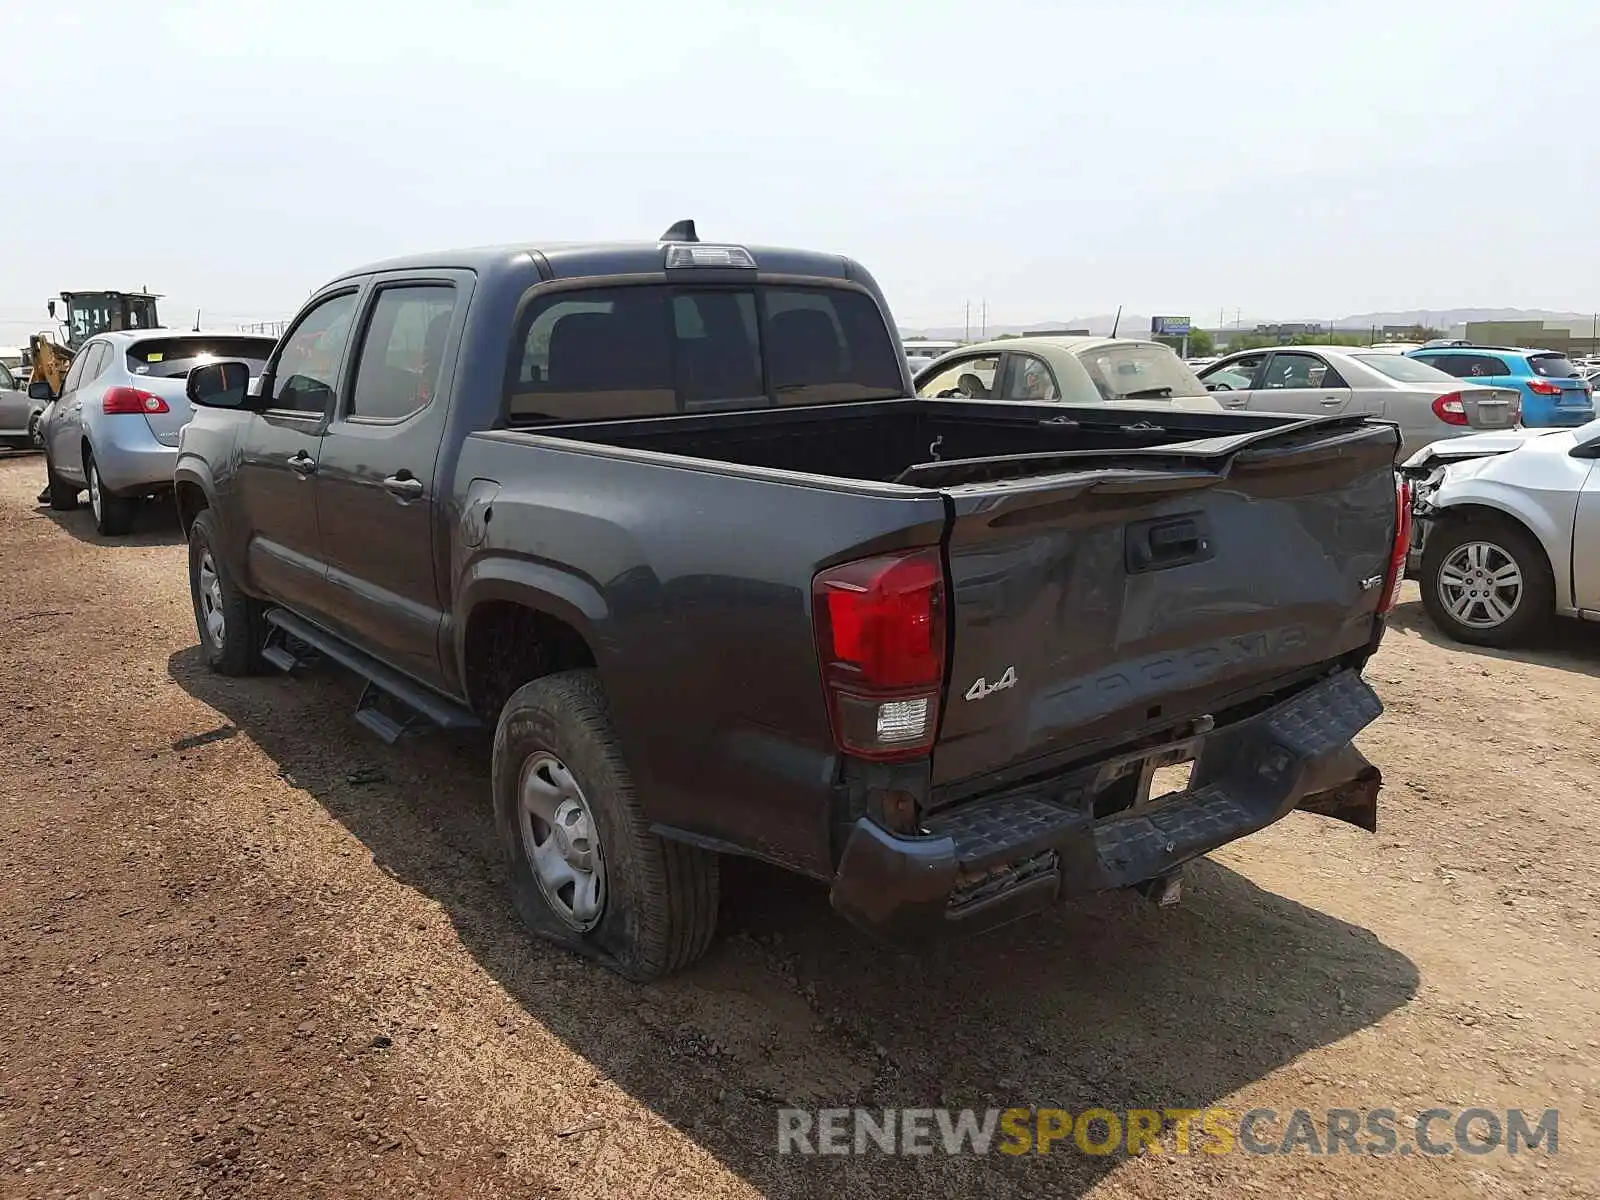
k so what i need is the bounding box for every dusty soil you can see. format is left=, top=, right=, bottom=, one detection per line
left=0, top=452, right=1595, bottom=1199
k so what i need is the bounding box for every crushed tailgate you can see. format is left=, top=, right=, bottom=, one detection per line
left=930, top=418, right=1400, bottom=793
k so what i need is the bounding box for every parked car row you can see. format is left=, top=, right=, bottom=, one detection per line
left=0, top=359, right=46, bottom=451
left=27, top=332, right=278, bottom=533
left=906, top=337, right=1533, bottom=461
left=1194, top=346, right=1521, bottom=458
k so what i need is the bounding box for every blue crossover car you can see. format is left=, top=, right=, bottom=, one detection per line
left=1407, top=345, right=1593, bottom=428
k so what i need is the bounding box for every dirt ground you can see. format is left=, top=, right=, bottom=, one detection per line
left=0, top=452, right=1596, bottom=1200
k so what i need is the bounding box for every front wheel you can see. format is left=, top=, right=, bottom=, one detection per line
left=187, top=509, right=265, bottom=675
left=85, top=448, right=136, bottom=536
left=492, top=670, right=719, bottom=980
left=1420, top=515, right=1553, bottom=647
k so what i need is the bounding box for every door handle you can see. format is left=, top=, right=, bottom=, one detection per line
left=383, top=474, right=425, bottom=501
left=287, top=451, right=317, bottom=477
left=1319, top=397, right=1343, bottom=406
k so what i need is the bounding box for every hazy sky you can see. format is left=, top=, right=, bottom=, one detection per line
left=5, top=0, right=1597, bottom=342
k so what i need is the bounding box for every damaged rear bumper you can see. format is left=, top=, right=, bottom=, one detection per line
left=829, top=669, right=1383, bottom=944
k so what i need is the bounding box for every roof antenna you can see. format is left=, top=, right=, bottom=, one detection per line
left=193, top=308, right=201, bottom=332
left=1110, top=304, right=1123, bottom=338
left=660, top=219, right=698, bottom=243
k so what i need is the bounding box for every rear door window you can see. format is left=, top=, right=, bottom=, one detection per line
left=1421, top=353, right=1509, bottom=379
left=507, top=284, right=902, bottom=423
left=1260, top=352, right=1348, bottom=390
left=348, top=285, right=460, bottom=420
left=1001, top=354, right=1060, bottom=401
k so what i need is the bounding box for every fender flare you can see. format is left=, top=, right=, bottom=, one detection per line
left=171, top=460, right=220, bottom=536
left=452, top=554, right=614, bottom=699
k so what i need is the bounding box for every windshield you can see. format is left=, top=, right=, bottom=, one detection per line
left=1351, top=354, right=1457, bottom=384
left=1528, top=353, right=1581, bottom=379
left=127, top=336, right=276, bottom=379
left=1079, top=343, right=1208, bottom=400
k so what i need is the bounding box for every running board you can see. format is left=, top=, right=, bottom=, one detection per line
left=261, top=608, right=481, bottom=741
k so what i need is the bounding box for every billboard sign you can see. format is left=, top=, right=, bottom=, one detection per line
left=1151, top=316, right=1192, bottom=337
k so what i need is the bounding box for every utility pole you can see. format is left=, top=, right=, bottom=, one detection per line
left=980, top=299, right=988, bottom=338
left=964, top=301, right=971, bottom=343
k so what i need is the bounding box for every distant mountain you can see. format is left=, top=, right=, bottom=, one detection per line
left=903, top=308, right=1596, bottom=341
left=903, top=315, right=1151, bottom=340
left=1328, top=308, right=1590, bottom=330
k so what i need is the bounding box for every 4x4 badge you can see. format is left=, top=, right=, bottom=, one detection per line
left=965, top=667, right=1018, bottom=701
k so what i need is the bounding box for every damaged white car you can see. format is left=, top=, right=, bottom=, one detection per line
left=1403, top=421, right=1600, bottom=646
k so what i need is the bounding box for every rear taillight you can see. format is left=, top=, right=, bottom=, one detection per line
left=103, top=386, right=169, bottom=415
left=1528, top=379, right=1562, bottom=397
left=1430, top=392, right=1468, bottom=426
left=1376, top=477, right=1412, bottom=615
left=813, top=548, right=946, bottom=761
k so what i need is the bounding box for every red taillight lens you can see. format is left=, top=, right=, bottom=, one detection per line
left=1431, top=392, right=1468, bottom=426
left=813, top=548, right=946, bottom=761
left=103, top=386, right=170, bottom=415
left=1528, top=379, right=1562, bottom=397
left=1376, top=477, right=1412, bottom=615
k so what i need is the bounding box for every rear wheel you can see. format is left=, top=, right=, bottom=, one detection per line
left=187, top=508, right=265, bottom=675
left=27, top=410, right=43, bottom=448
left=85, top=448, right=136, bottom=536
left=1420, top=515, right=1553, bottom=647
left=493, top=670, right=719, bottom=980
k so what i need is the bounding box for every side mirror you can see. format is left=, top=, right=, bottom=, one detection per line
left=187, top=361, right=253, bottom=409
left=28, top=380, right=56, bottom=401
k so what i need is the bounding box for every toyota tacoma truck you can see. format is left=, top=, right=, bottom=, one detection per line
left=175, top=222, right=1405, bottom=979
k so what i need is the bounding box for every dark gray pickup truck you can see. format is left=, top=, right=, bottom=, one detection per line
left=176, top=222, right=1405, bottom=979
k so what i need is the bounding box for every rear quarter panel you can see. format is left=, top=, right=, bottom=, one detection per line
left=450, top=433, right=949, bottom=878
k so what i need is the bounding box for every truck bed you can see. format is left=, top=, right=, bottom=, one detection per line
left=471, top=397, right=1400, bottom=822
left=516, top=397, right=1318, bottom=486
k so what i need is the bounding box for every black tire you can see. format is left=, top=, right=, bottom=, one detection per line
left=492, top=670, right=719, bottom=980
left=187, top=508, right=265, bottom=675
left=27, top=410, right=43, bottom=449
left=43, top=448, right=78, bottom=510
left=85, top=448, right=136, bottom=536
left=1420, top=513, right=1553, bottom=647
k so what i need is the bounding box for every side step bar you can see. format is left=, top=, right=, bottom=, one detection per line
left=261, top=608, right=481, bottom=743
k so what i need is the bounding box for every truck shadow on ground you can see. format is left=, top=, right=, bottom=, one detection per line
left=169, top=648, right=1420, bottom=1199
left=36, top=494, right=184, bottom=548
left=1386, top=595, right=1600, bottom=676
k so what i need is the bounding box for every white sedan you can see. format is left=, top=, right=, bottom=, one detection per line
left=1196, top=346, right=1520, bottom=458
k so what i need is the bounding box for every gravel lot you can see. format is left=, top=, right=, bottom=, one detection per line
left=0, top=453, right=1595, bottom=1199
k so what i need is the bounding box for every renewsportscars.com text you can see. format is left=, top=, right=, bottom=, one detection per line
left=777, top=1106, right=1558, bottom=1158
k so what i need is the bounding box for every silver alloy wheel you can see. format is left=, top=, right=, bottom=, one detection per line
left=27, top=412, right=42, bottom=448
left=517, top=751, right=606, bottom=932
left=1437, top=540, right=1523, bottom=629
left=198, top=551, right=226, bottom=648
left=88, top=460, right=102, bottom=523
